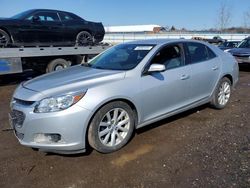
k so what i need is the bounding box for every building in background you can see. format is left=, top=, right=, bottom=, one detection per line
left=104, top=25, right=165, bottom=33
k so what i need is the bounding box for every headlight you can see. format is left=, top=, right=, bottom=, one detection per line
left=34, top=92, right=85, bottom=113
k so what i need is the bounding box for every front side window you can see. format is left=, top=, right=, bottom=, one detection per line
left=150, top=44, right=184, bottom=70
left=26, top=12, right=60, bottom=22
left=88, top=44, right=155, bottom=70
left=186, top=42, right=216, bottom=64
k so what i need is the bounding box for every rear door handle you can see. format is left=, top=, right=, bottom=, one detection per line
left=212, top=66, right=219, bottom=70
left=180, top=74, right=190, bottom=80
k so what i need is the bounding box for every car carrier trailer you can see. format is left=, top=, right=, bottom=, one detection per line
left=0, top=45, right=110, bottom=75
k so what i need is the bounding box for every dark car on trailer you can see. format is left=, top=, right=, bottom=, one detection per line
left=0, top=9, right=105, bottom=47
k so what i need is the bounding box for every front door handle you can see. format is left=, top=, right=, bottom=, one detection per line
left=212, top=66, right=219, bottom=70
left=180, top=74, right=190, bottom=80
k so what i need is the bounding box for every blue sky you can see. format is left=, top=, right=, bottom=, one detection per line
left=1, top=0, right=249, bottom=29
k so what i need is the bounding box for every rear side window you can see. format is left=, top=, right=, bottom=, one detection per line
left=186, top=42, right=216, bottom=64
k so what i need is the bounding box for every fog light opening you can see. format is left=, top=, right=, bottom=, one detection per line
left=34, top=133, right=61, bottom=143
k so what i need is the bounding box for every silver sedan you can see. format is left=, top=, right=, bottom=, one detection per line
left=10, top=39, right=239, bottom=154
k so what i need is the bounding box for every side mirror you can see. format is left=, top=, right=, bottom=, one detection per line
left=148, top=64, right=166, bottom=73
left=32, top=16, right=40, bottom=22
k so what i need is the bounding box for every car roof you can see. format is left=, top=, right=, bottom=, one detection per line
left=126, top=38, right=205, bottom=45
left=28, top=9, right=73, bottom=15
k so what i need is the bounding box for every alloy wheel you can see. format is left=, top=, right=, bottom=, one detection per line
left=76, top=31, right=93, bottom=46
left=98, top=108, right=130, bottom=147
left=218, top=81, right=231, bottom=106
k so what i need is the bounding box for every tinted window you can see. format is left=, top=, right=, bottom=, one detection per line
left=27, top=12, right=60, bottom=22
left=59, top=12, right=74, bottom=21
left=186, top=43, right=216, bottom=64
left=88, top=44, right=155, bottom=70
left=151, top=44, right=184, bottom=70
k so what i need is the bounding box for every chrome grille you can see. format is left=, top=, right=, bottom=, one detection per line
left=9, top=110, right=25, bottom=129
left=13, top=98, right=35, bottom=106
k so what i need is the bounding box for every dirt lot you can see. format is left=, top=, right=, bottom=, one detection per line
left=0, top=68, right=249, bottom=188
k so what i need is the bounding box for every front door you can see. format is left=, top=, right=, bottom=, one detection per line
left=23, top=11, right=63, bottom=44
left=139, top=43, right=192, bottom=122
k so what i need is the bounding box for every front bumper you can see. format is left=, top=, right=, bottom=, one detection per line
left=10, top=100, right=92, bottom=154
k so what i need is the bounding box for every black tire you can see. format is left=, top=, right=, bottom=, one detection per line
left=210, top=77, right=232, bottom=109
left=88, top=101, right=135, bottom=153
left=46, top=58, right=71, bottom=73
left=76, top=31, right=93, bottom=46
left=0, top=29, right=10, bottom=47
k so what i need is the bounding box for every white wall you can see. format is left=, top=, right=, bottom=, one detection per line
left=103, top=33, right=250, bottom=43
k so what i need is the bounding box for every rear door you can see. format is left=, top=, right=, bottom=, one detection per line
left=58, top=12, right=79, bottom=43
left=184, top=42, right=220, bottom=102
left=139, top=43, right=192, bottom=122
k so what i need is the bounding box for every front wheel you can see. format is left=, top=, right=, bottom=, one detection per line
left=88, top=101, right=135, bottom=153
left=210, top=77, right=232, bottom=109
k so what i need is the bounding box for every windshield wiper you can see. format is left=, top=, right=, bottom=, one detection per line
left=92, top=66, right=106, bottom=70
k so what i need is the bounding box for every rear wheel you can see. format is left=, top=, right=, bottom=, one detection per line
left=76, top=31, right=93, bottom=46
left=46, top=58, right=71, bottom=73
left=210, top=77, right=232, bottom=109
left=88, top=101, right=135, bottom=153
left=0, top=29, right=10, bottom=47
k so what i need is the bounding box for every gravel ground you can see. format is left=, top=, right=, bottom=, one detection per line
left=0, top=68, right=249, bottom=188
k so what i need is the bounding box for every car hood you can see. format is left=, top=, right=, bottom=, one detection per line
left=0, top=18, right=18, bottom=24
left=22, top=65, right=126, bottom=99
left=0, top=17, right=11, bottom=20
left=229, top=48, right=250, bottom=56
left=0, top=18, right=14, bottom=21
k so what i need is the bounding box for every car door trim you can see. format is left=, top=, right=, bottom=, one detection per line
left=137, top=96, right=209, bottom=128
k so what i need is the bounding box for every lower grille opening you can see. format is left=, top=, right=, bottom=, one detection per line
left=10, top=110, right=25, bottom=128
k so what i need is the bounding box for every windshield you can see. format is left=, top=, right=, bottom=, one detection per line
left=88, top=44, right=155, bottom=70
left=238, top=39, right=250, bottom=48
left=11, top=10, right=33, bottom=19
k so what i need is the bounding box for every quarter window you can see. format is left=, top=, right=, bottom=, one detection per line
left=59, top=13, right=74, bottom=21
left=186, top=43, right=216, bottom=64
left=207, top=47, right=217, bottom=59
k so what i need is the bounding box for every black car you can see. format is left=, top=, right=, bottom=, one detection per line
left=0, top=9, right=105, bottom=47
left=218, top=41, right=240, bottom=51
left=228, top=37, right=250, bottom=64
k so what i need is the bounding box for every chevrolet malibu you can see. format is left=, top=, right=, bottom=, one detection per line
left=10, top=39, right=239, bottom=154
